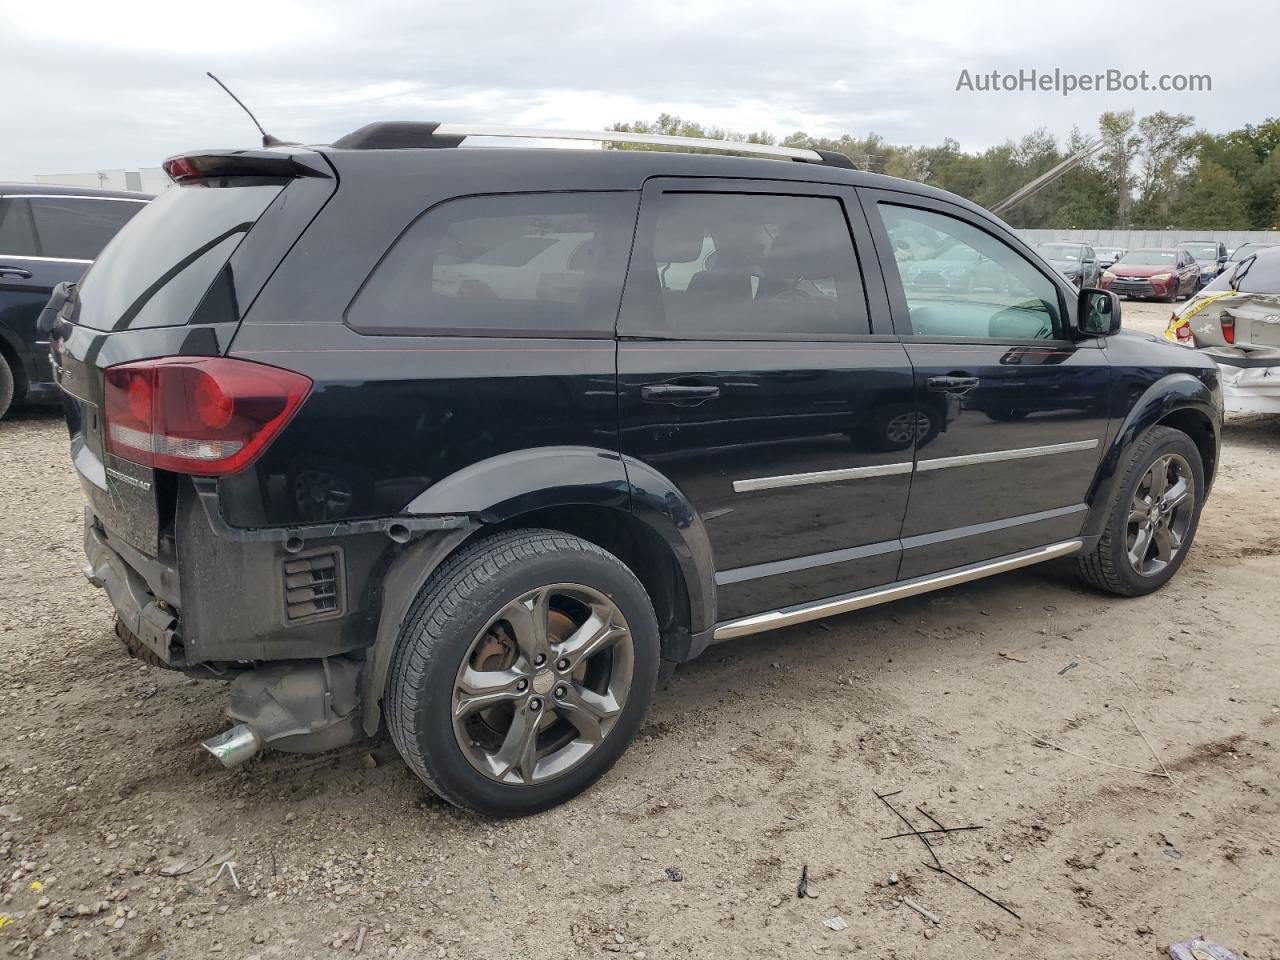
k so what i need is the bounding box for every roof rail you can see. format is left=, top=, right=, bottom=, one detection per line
left=329, top=122, right=856, bottom=168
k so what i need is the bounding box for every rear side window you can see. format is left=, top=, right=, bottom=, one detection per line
left=347, top=192, right=638, bottom=337
left=28, top=197, right=145, bottom=261
left=623, top=192, right=869, bottom=339
left=1206, top=252, right=1280, bottom=294
left=0, top=199, right=37, bottom=256
left=75, top=184, right=281, bottom=331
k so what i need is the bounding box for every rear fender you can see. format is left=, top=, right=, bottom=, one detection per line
left=362, top=446, right=716, bottom=735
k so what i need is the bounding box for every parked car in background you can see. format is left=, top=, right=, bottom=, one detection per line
left=1227, top=241, right=1279, bottom=263
left=1101, top=248, right=1199, bottom=302
left=50, top=125, right=1221, bottom=816
left=1035, top=241, right=1101, bottom=288
left=1095, top=247, right=1126, bottom=270
left=0, top=184, right=150, bottom=419
left=1176, top=239, right=1228, bottom=289
left=1166, top=246, right=1280, bottom=413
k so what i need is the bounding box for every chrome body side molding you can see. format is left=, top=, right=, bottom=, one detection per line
left=711, top=539, right=1083, bottom=641
left=916, top=439, right=1099, bottom=473
left=731, top=440, right=1100, bottom=494
left=732, top=461, right=912, bottom=493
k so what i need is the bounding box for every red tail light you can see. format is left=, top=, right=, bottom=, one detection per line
left=1220, top=315, right=1235, bottom=344
left=103, top=357, right=311, bottom=476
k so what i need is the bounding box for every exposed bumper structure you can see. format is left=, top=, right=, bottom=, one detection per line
left=1216, top=360, right=1280, bottom=413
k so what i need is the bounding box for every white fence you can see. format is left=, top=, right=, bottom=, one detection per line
left=1017, top=228, right=1280, bottom=250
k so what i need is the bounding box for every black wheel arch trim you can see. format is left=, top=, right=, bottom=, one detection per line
left=1083, top=372, right=1220, bottom=540
left=361, top=446, right=716, bottom=735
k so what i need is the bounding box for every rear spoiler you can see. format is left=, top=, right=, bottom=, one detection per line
left=162, top=149, right=332, bottom=184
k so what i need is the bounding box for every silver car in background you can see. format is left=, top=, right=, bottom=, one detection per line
left=1166, top=246, right=1280, bottom=413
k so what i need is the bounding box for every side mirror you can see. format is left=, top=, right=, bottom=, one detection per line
left=1078, top=287, right=1121, bottom=337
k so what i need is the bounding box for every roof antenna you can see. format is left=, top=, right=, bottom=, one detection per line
left=206, top=72, right=293, bottom=148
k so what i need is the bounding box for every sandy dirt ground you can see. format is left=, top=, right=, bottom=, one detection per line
left=1, top=301, right=1277, bottom=960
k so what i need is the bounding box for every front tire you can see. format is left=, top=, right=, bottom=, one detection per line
left=0, top=357, right=14, bottom=420
left=386, top=529, right=660, bottom=816
left=1077, top=426, right=1204, bottom=596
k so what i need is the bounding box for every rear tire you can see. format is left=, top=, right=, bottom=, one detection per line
left=0, top=357, right=14, bottom=420
left=386, top=529, right=660, bottom=816
left=1077, top=426, right=1204, bottom=596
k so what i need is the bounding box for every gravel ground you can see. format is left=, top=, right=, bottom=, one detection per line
left=1, top=301, right=1277, bottom=960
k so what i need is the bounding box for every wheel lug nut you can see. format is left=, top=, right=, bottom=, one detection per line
left=554, top=685, right=567, bottom=699
left=556, top=658, right=570, bottom=672
left=528, top=697, right=542, bottom=712
left=516, top=679, right=528, bottom=692
left=534, top=654, right=546, bottom=667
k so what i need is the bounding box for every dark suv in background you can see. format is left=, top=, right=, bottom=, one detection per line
left=49, top=125, right=1221, bottom=815
left=0, top=183, right=150, bottom=418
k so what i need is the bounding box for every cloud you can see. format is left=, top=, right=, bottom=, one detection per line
left=1, top=0, right=1273, bottom=180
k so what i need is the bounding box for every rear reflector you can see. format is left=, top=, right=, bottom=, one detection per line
left=104, top=357, right=311, bottom=476
left=1220, top=315, right=1235, bottom=344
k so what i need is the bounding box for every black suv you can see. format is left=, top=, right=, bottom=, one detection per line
left=0, top=183, right=149, bottom=418
left=50, top=125, right=1222, bottom=816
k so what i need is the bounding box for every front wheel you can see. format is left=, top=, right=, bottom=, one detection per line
left=0, top=357, right=14, bottom=420
left=1077, top=426, right=1204, bottom=596
left=385, top=529, right=660, bottom=816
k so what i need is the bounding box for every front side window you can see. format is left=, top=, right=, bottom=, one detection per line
left=880, top=204, right=1061, bottom=340
left=28, top=197, right=144, bottom=261
left=628, top=191, right=869, bottom=338
left=347, top=192, right=637, bottom=337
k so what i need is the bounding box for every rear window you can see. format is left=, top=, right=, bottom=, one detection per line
left=1204, top=251, right=1280, bottom=294
left=346, top=192, right=637, bottom=337
left=74, top=184, right=283, bottom=331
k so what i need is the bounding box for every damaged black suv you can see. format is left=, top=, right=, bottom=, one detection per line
left=51, top=123, right=1222, bottom=816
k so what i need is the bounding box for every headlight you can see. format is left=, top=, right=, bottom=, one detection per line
left=1102, top=270, right=1115, bottom=279
left=1151, top=273, right=1172, bottom=282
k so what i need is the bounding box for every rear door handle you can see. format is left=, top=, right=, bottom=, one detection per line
left=926, top=375, right=980, bottom=395
left=0, top=265, right=33, bottom=280
left=640, top=383, right=721, bottom=402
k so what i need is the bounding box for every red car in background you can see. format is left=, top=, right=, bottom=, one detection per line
left=1101, top=247, right=1200, bottom=302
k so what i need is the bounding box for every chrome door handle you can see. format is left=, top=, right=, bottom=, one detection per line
left=641, top=383, right=721, bottom=402
left=0, top=265, right=33, bottom=279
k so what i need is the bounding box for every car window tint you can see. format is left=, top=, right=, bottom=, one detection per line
left=632, top=192, right=868, bottom=338
left=880, top=204, right=1061, bottom=340
left=347, top=192, right=637, bottom=337
left=0, top=199, right=37, bottom=256
left=1208, top=252, right=1280, bottom=293
left=28, top=197, right=144, bottom=261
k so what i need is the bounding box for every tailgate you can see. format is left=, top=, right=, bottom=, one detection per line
left=53, top=153, right=336, bottom=557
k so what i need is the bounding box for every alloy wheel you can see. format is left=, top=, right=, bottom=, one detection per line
left=1126, top=453, right=1195, bottom=577
left=452, top=584, right=634, bottom=785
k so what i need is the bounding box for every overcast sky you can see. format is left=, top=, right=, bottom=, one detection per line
left=2, top=0, right=1274, bottom=180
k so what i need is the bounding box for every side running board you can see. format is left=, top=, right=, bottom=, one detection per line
left=711, top=540, right=1083, bottom=641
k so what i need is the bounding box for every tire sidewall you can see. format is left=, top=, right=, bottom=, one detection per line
left=0, top=358, right=14, bottom=420
left=1105, top=429, right=1205, bottom=594
left=401, top=540, right=660, bottom=816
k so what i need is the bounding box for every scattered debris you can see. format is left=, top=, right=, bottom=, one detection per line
left=998, top=651, right=1029, bottom=663
left=1023, top=728, right=1171, bottom=780
left=1123, top=704, right=1175, bottom=783
left=1166, top=935, right=1243, bottom=960
left=354, top=926, right=367, bottom=954
left=159, top=849, right=234, bottom=877
left=822, top=916, right=848, bottom=932
left=1058, top=660, right=1080, bottom=676
left=1162, top=843, right=1183, bottom=860
left=903, top=896, right=941, bottom=924
left=874, top=789, right=1021, bottom=920
left=664, top=867, right=683, bottom=882
left=213, top=859, right=241, bottom=890
left=888, top=872, right=900, bottom=885
left=797, top=864, right=810, bottom=899
left=882, top=825, right=983, bottom=841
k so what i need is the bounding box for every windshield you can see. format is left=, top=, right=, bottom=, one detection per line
left=1117, top=249, right=1177, bottom=266
left=1178, top=242, right=1219, bottom=260
left=74, top=183, right=283, bottom=331
left=1038, top=243, right=1083, bottom=261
